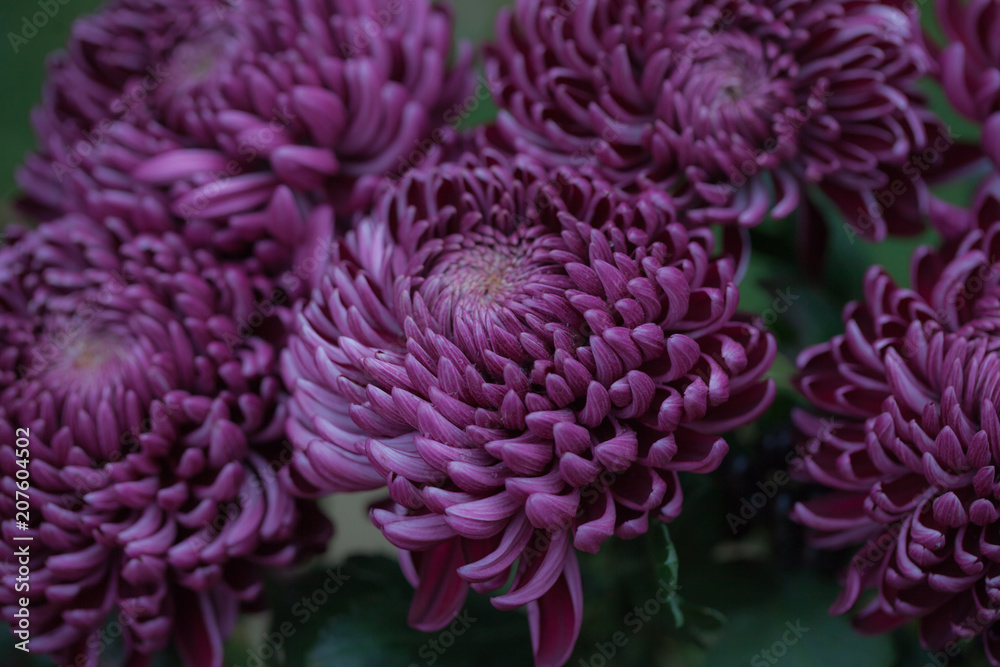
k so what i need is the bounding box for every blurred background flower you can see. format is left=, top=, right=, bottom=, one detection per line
left=0, top=216, right=331, bottom=666
left=2, top=1, right=1000, bottom=666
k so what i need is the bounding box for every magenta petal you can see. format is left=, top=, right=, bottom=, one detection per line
left=492, top=530, right=571, bottom=610
left=445, top=492, right=521, bottom=539
left=134, top=150, right=229, bottom=184
left=173, top=590, right=223, bottom=667
left=403, top=538, right=470, bottom=632
left=271, top=146, right=340, bottom=190
left=457, top=512, right=534, bottom=583
left=373, top=510, right=456, bottom=550
left=573, top=488, right=616, bottom=553
left=527, top=551, right=583, bottom=667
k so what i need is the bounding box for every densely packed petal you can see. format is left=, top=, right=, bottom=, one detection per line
left=486, top=0, right=936, bottom=239
left=17, top=0, right=473, bottom=254
left=0, top=218, right=331, bottom=667
left=282, top=153, right=776, bottom=665
left=792, top=194, right=1000, bottom=661
left=937, top=0, right=1000, bottom=166
left=22, top=103, right=338, bottom=299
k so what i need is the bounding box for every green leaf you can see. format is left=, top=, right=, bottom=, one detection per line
left=0, top=618, right=180, bottom=667
left=0, top=0, right=106, bottom=198
left=266, top=556, right=532, bottom=667
left=659, top=526, right=685, bottom=629
left=454, top=97, right=498, bottom=131
left=703, top=573, right=896, bottom=667
left=0, top=626, right=57, bottom=667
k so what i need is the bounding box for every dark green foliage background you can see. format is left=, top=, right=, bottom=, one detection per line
left=0, top=0, right=992, bottom=665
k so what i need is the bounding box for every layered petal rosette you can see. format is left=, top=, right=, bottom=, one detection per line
left=27, top=104, right=337, bottom=296
left=486, top=0, right=935, bottom=238
left=18, top=0, right=472, bottom=250
left=938, top=0, right=1000, bottom=166
left=0, top=218, right=331, bottom=667
left=791, top=203, right=1000, bottom=661
left=282, top=155, right=776, bottom=665
left=18, top=0, right=227, bottom=221
left=133, top=0, right=473, bottom=212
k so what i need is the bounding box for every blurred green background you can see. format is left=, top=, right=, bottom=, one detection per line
left=0, top=0, right=104, bottom=201
left=0, top=1, right=994, bottom=666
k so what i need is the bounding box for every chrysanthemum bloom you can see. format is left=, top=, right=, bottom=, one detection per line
left=16, top=0, right=219, bottom=221
left=0, top=218, right=331, bottom=667
left=283, top=154, right=776, bottom=665
left=486, top=0, right=934, bottom=239
left=24, top=103, right=337, bottom=296
left=18, top=0, right=472, bottom=239
left=791, top=203, right=1000, bottom=660
left=938, top=0, right=1000, bottom=167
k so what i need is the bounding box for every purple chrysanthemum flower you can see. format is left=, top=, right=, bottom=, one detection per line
left=18, top=0, right=472, bottom=248
left=282, top=154, right=776, bottom=665
left=791, top=197, right=1000, bottom=661
left=938, top=0, right=1000, bottom=167
left=24, top=103, right=337, bottom=295
left=0, top=218, right=331, bottom=667
left=485, top=0, right=935, bottom=239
